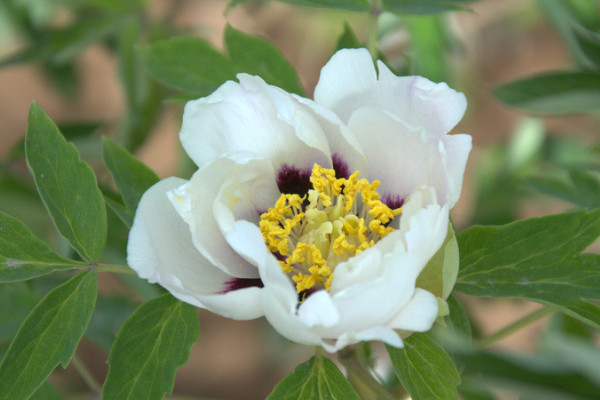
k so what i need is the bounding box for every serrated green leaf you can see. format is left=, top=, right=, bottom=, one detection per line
left=25, top=102, right=107, bottom=262
left=387, top=333, right=460, bottom=400
left=267, top=355, right=361, bottom=400
left=527, top=168, right=600, bottom=209
left=102, top=294, right=200, bottom=400
left=0, top=211, right=86, bottom=283
left=492, top=71, right=600, bottom=113
left=383, top=0, right=478, bottom=15
left=455, top=209, right=600, bottom=329
left=137, top=37, right=235, bottom=94
left=0, top=271, right=97, bottom=400
left=225, top=26, right=305, bottom=96
left=102, top=137, right=159, bottom=219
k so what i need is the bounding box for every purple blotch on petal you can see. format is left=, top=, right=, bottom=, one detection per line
left=276, top=164, right=312, bottom=196
left=382, top=194, right=405, bottom=209
left=220, top=277, right=264, bottom=294
left=332, top=153, right=350, bottom=179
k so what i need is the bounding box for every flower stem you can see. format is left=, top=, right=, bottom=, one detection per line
left=476, top=306, right=555, bottom=350
left=71, top=354, right=101, bottom=395
left=339, top=347, right=396, bottom=400
left=367, top=0, right=381, bottom=61
left=94, top=263, right=136, bottom=275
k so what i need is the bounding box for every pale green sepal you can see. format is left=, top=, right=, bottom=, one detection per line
left=436, top=297, right=450, bottom=320
left=416, top=223, right=459, bottom=299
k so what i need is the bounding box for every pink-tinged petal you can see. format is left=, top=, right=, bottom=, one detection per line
left=127, top=178, right=263, bottom=320
left=315, top=48, right=467, bottom=136
left=388, top=288, right=438, bottom=332
left=180, top=74, right=330, bottom=171
left=169, top=154, right=278, bottom=279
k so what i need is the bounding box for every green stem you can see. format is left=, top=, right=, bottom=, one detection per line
left=476, top=306, right=555, bottom=350
left=367, top=0, right=381, bottom=60
left=339, top=347, right=396, bottom=400
left=95, top=263, right=136, bottom=275
left=71, top=354, right=101, bottom=395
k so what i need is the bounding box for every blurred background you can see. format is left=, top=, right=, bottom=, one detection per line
left=0, top=0, right=599, bottom=399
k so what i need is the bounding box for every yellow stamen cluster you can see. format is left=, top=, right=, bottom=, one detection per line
left=259, top=164, right=402, bottom=295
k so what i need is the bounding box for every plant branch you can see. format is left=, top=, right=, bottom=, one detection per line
left=94, top=263, right=136, bottom=275
left=71, top=354, right=101, bottom=395
left=476, top=306, right=555, bottom=350
left=339, top=347, right=396, bottom=400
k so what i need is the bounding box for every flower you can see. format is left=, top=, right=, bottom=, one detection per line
left=127, top=48, right=471, bottom=352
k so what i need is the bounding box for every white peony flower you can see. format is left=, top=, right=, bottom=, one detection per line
left=127, top=48, right=471, bottom=352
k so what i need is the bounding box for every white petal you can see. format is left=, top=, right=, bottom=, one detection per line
left=180, top=74, right=330, bottom=171
left=127, top=178, right=263, bottom=319
left=441, top=133, right=472, bottom=208
left=297, top=290, right=340, bottom=328
left=315, top=48, right=467, bottom=136
left=169, top=155, right=279, bottom=278
left=347, top=107, right=437, bottom=203
left=314, top=48, right=378, bottom=117
left=227, top=220, right=324, bottom=345
left=334, top=327, right=404, bottom=351
left=388, top=288, right=438, bottom=332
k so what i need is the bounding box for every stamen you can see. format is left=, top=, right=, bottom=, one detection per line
left=260, top=163, right=402, bottom=296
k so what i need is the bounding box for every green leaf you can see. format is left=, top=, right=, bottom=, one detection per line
left=137, top=36, right=235, bottom=94
left=383, top=0, right=477, bottom=15
left=455, top=209, right=600, bottom=329
left=445, top=295, right=472, bottom=341
left=527, top=168, right=600, bottom=209
left=267, top=355, right=361, bottom=400
left=85, top=295, right=137, bottom=352
left=102, top=294, right=200, bottom=400
left=492, top=71, right=600, bottom=113
left=404, top=15, right=450, bottom=82
left=335, top=23, right=363, bottom=51
left=455, top=348, right=600, bottom=400
left=387, top=333, right=460, bottom=400
left=225, top=26, right=305, bottom=96
left=25, top=102, right=107, bottom=262
left=0, top=211, right=85, bottom=283
left=30, top=381, right=62, bottom=400
left=0, top=282, right=39, bottom=354
left=102, top=137, right=159, bottom=219
left=0, top=271, right=97, bottom=400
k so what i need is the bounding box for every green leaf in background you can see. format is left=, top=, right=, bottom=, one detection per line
left=492, top=71, right=600, bottom=113
left=387, top=333, right=460, bottom=400
left=0, top=282, right=39, bottom=356
left=225, top=25, right=305, bottom=96
left=270, top=0, right=370, bottom=12
left=25, top=102, right=107, bottom=262
left=102, top=294, right=200, bottom=400
left=454, top=347, right=600, bottom=400
left=455, top=209, right=600, bottom=329
left=102, top=137, right=159, bottom=223
left=444, top=295, right=473, bottom=342
left=383, top=0, right=478, bottom=15
left=404, top=15, right=449, bottom=82
left=266, top=355, right=361, bottom=400
left=0, top=211, right=85, bottom=283
left=0, top=271, right=97, bottom=400
left=335, top=22, right=363, bottom=51
left=85, top=295, right=137, bottom=352
left=527, top=168, right=600, bottom=209
left=137, top=36, right=235, bottom=95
